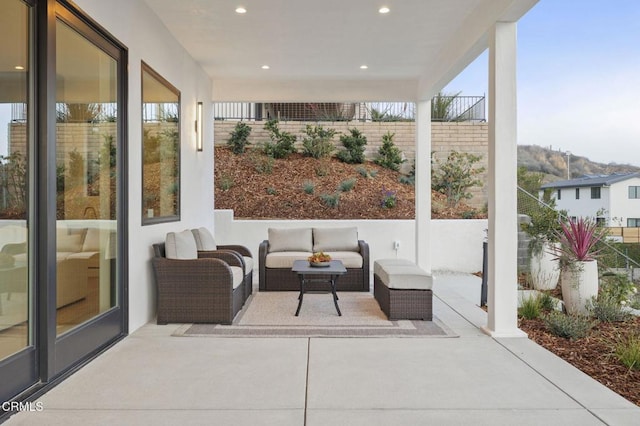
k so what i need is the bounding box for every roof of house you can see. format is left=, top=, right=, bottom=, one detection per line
left=540, top=172, right=640, bottom=189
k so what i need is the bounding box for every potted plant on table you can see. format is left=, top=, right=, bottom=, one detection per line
left=553, top=217, right=606, bottom=315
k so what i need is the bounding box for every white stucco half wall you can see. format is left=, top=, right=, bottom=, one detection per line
left=213, top=210, right=487, bottom=275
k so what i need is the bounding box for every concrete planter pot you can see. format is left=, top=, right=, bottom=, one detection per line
left=560, top=260, right=598, bottom=315
left=529, top=242, right=560, bottom=290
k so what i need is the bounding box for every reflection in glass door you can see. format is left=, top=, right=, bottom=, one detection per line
left=55, top=19, right=118, bottom=336
left=0, top=0, right=36, bottom=404
left=0, top=0, right=31, bottom=370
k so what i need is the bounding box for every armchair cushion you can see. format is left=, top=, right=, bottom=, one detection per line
left=268, top=228, right=312, bottom=253
left=191, top=227, right=217, bottom=251
left=165, top=230, right=198, bottom=259
left=313, top=227, right=359, bottom=252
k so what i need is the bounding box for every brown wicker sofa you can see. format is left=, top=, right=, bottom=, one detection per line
left=152, top=230, right=247, bottom=324
left=258, top=227, right=369, bottom=291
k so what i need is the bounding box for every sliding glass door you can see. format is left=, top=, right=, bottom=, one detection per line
left=0, top=0, right=127, bottom=405
left=0, top=0, right=36, bottom=404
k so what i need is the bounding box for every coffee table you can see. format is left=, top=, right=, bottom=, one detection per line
left=292, top=259, right=347, bottom=316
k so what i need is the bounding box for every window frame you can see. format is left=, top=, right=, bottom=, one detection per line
left=141, top=61, right=181, bottom=225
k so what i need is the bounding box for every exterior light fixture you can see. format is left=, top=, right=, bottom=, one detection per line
left=196, top=101, right=203, bottom=152
left=14, top=65, right=25, bottom=70
left=235, top=6, right=247, bottom=14
left=378, top=6, right=390, bottom=14
left=360, top=65, right=368, bottom=69
left=261, top=65, right=270, bottom=70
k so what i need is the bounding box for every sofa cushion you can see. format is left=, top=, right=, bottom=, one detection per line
left=374, top=258, right=416, bottom=277
left=165, top=230, right=198, bottom=260
left=243, top=256, right=254, bottom=274
left=191, top=227, right=217, bottom=251
left=376, top=264, right=433, bottom=290
left=82, top=228, right=101, bottom=252
left=265, top=251, right=312, bottom=268
left=58, top=234, right=84, bottom=252
left=324, top=251, right=363, bottom=268
left=230, top=266, right=244, bottom=289
left=313, top=227, right=359, bottom=252
left=268, top=228, right=312, bottom=253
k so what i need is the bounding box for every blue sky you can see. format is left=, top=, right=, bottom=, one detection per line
left=445, top=0, right=640, bottom=167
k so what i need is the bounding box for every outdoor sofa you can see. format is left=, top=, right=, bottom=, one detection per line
left=152, top=229, right=252, bottom=324
left=258, top=227, right=370, bottom=291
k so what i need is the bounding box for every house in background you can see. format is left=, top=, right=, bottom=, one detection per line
left=541, top=173, right=640, bottom=227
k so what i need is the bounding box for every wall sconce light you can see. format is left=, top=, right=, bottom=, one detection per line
left=196, top=101, right=203, bottom=152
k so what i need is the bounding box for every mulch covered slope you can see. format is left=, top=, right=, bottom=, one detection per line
left=213, top=146, right=483, bottom=220
left=520, top=317, right=640, bottom=407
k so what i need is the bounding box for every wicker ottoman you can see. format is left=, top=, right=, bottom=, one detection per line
left=374, top=259, right=433, bottom=320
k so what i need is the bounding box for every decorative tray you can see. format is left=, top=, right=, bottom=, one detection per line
left=309, top=261, right=331, bottom=267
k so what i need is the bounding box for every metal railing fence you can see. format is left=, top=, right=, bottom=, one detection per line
left=212, top=96, right=485, bottom=122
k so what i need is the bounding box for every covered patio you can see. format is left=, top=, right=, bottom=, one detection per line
left=7, top=275, right=639, bottom=425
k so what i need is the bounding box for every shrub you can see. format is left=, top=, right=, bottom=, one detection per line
left=599, top=272, right=638, bottom=305
left=336, top=128, right=367, bottom=164
left=615, top=334, right=640, bottom=370
left=266, top=187, right=277, bottom=195
left=431, top=150, right=485, bottom=208
left=315, top=158, right=331, bottom=177
left=538, top=292, right=556, bottom=312
left=356, top=167, right=369, bottom=178
left=217, top=175, right=234, bottom=191
left=301, top=125, right=337, bottom=159
left=303, top=181, right=315, bottom=194
left=263, top=119, right=296, bottom=159
left=587, top=294, right=632, bottom=322
left=248, top=149, right=274, bottom=174
left=338, top=178, right=356, bottom=192
left=227, top=122, right=252, bottom=154
left=380, top=188, right=397, bottom=209
left=519, top=295, right=542, bottom=320
left=543, top=311, right=595, bottom=340
left=320, top=192, right=340, bottom=208
left=374, top=132, right=404, bottom=171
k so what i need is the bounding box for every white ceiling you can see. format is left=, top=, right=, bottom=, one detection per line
left=143, top=0, right=538, bottom=102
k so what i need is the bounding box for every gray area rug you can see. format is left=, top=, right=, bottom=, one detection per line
left=173, top=292, right=457, bottom=338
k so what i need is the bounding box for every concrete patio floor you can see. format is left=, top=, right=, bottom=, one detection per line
left=5, top=273, right=640, bottom=425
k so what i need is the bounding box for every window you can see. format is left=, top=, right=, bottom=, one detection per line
left=629, top=186, right=640, bottom=199
left=557, top=189, right=561, bottom=200
left=591, top=187, right=601, bottom=199
left=141, top=62, right=180, bottom=224
left=628, top=218, right=640, bottom=227
left=575, top=188, right=580, bottom=199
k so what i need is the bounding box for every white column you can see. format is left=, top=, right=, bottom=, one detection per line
left=415, top=100, right=432, bottom=273
left=483, top=22, right=526, bottom=338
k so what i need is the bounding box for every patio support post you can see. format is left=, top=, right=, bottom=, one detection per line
left=483, top=22, right=526, bottom=338
left=415, top=100, right=432, bottom=273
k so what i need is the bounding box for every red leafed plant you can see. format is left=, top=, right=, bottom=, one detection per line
left=554, top=217, right=606, bottom=263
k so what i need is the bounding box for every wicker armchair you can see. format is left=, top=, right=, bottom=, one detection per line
left=152, top=243, right=245, bottom=324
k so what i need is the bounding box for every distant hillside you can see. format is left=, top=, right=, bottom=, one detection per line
left=517, top=145, right=640, bottom=183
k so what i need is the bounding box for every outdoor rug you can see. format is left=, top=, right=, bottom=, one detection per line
left=172, top=292, right=457, bottom=338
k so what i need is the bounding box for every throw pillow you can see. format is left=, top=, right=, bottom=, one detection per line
left=313, top=227, right=359, bottom=252
left=165, top=230, right=198, bottom=259
left=191, top=227, right=217, bottom=251
left=268, top=228, right=313, bottom=253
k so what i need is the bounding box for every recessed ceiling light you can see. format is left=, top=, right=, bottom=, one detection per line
left=261, top=65, right=270, bottom=70
left=360, top=65, right=368, bottom=70
left=378, top=6, right=390, bottom=14
left=235, top=6, right=247, bottom=14
left=14, top=65, right=24, bottom=70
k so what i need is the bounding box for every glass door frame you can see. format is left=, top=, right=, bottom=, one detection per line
left=41, top=0, right=128, bottom=378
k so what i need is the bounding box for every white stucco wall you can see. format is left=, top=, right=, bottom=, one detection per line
left=553, top=186, right=610, bottom=220
left=75, top=0, right=214, bottom=332
left=610, top=178, right=640, bottom=226
left=213, top=210, right=487, bottom=275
